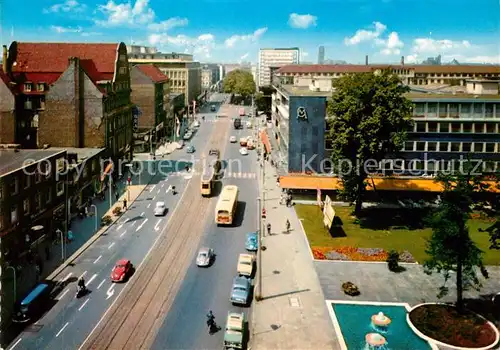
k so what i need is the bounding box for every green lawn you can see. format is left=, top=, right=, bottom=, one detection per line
left=295, top=204, right=499, bottom=265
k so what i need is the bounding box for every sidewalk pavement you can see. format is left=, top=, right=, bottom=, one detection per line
left=250, top=159, right=340, bottom=350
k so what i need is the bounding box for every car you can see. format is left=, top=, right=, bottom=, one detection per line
left=111, top=259, right=132, bottom=282
left=154, top=201, right=167, bottom=216
left=239, top=148, right=248, bottom=155
left=229, top=136, right=237, bottom=143
left=193, top=120, right=200, bottom=127
left=186, top=145, right=195, bottom=153
left=245, top=232, right=258, bottom=251
left=183, top=132, right=192, bottom=140
left=196, top=247, right=214, bottom=267
left=209, top=148, right=220, bottom=156
left=237, top=254, right=254, bottom=277
left=246, top=121, right=252, bottom=128
left=230, top=276, right=251, bottom=305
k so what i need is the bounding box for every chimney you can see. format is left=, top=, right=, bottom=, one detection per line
left=2, top=45, right=7, bottom=73
left=401, top=56, right=405, bottom=66
left=365, top=55, right=369, bottom=65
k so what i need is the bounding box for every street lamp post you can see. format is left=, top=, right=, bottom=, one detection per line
left=57, top=229, right=65, bottom=262
left=108, top=174, right=113, bottom=212
left=90, top=204, right=98, bottom=231
left=6, top=266, right=16, bottom=300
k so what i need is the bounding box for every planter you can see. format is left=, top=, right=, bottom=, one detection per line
left=407, top=303, right=499, bottom=350
left=341, top=282, right=360, bottom=296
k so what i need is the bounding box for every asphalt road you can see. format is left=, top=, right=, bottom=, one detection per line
left=151, top=104, right=259, bottom=350
left=7, top=99, right=221, bottom=350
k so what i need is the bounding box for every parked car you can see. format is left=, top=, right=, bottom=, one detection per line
left=196, top=247, right=214, bottom=267
left=245, top=232, right=258, bottom=251
left=193, top=120, right=200, bottom=127
left=111, top=259, right=132, bottom=282
left=154, top=202, right=167, bottom=216
left=230, top=136, right=237, bottom=143
left=239, top=148, right=248, bottom=156
left=237, top=254, right=254, bottom=277
left=183, top=132, right=192, bottom=140
left=230, top=276, right=251, bottom=305
left=186, top=145, right=195, bottom=153
left=223, top=312, right=246, bottom=349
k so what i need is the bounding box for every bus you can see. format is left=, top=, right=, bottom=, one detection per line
left=215, top=185, right=239, bottom=225
left=13, top=283, right=51, bottom=323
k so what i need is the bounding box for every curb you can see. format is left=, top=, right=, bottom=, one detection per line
left=46, top=185, right=149, bottom=281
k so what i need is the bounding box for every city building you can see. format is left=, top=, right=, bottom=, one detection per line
left=318, top=46, right=325, bottom=64
left=0, top=68, right=15, bottom=144
left=0, top=148, right=68, bottom=334
left=130, top=64, right=169, bottom=152
left=127, top=48, right=202, bottom=106
left=251, top=64, right=258, bottom=88
left=258, top=48, right=300, bottom=87
left=201, top=68, right=212, bottom=90
left=1, top=42, right=134, bottom=166
left=270, top=67, right=500, bottom=184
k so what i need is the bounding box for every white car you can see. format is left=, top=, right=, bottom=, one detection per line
left=237, top=254, right=255, bottom=277
left=230, top=136, right=237, bottom=143
left=246, top=121, right=252, bottom=128
left=193, top=120, right=200, bottom=127
left=154, top=202, right=167, bottom=216
left=239, top=148, right=248, bottom=155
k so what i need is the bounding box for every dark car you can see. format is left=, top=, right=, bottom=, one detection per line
left=209, top=148, right=220, bottom=157
left=233, top=118, right=242, bottom=129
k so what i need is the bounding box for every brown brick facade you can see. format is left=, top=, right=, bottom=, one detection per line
left=131, top=84, right=155, bottom=129
left=0, top=76, right=15, bottom=144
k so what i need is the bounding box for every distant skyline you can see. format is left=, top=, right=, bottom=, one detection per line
left=1, top=0, right=499, bottom=64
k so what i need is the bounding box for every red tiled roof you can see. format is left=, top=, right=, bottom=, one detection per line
left=0, top=68, right=12, bottom=86
left=136, top=64, right=168, bottom=83
left=277, top=64, right=372, bottom=74
left=277, top=64, right=500, bottom=74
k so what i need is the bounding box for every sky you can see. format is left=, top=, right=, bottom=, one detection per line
left=0, top=0, right=499, bottom=64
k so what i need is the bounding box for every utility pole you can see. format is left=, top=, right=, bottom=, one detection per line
left=257, top=108, right=265, bottom=300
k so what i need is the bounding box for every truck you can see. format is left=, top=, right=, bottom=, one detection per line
left=223, top=312, right=246, bottom=349
left=233, top=118, right=242, bottom=129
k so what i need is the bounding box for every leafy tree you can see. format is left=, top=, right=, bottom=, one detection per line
left=424, top=163, right=489, bottom=310
left=223, top=69, right=256, bottom=97
left=326, top=70, right=414, bottom=214
left=254, top=92, right=269, bottom=113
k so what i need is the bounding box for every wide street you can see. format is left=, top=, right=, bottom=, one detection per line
left=7, top=93, right=261, bottom=350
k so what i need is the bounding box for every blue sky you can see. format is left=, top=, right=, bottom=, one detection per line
left=0, top=0, right=499, bottom=64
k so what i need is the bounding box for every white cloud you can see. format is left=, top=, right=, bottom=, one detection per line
left=344, top=21, right=386, bottom=45
left=378, top=32, right=404, bottom=55
left=288, top=13, right=317, bottom=29
left=95, top=0, right=155, bottom=27
left=224, top=27, right=267, bottom=48
left=51, top=25, right=83, bottom=33
left=148, top=17, right=188, bottom=32
left=149, top=33, right=216, bottom=59
left=43, top=0, right=87, bottom=13
left=411, top=38, right=472, bottom=54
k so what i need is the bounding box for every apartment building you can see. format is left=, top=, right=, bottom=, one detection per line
left=201, top=68, right=212, bottom=90
left=0, top=149, right=67, bottom=335
left=1, top=42, right=134, bottom=165
left=128, top=50, right=202, bottom=105
left=258, top=48, right=300, bottom=87
left=271, top=74, right=500, bottom=176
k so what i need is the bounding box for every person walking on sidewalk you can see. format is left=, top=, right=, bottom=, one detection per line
left=115, top=191, right=119, bottom=202
left=267, top=223, right=271, bottom=235
left=285, top=219, right=291, bottom=233
left=123, top=198, right=127, bottom=210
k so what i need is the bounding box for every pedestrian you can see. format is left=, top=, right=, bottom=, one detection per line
left=267, top=223, right=271, bottom=235
left=115, top=192, right=119, bottom=201
left=287, top=194, right=292, bottom=207
left=67, top=230, right=74, bottom=242
left=123, top=198, right=127, bottom=210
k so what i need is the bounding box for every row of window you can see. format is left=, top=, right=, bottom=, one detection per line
left=404, top=141, right=500, bottom=153
left=23, top=82, right=45, bottom=92
left=412, top=121, right=498, bottom=133
left=378, top=159, right=499, bottom=172
left=413, top=102, right=499, bottom=117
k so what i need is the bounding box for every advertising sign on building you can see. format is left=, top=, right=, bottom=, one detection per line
left=297, top=106, right=308, bottom=121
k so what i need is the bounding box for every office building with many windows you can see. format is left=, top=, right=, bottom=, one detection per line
left=258, top=48, right=300, bottom=87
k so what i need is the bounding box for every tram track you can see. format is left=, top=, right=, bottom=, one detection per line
left=81, top=119, right=231, bottom=349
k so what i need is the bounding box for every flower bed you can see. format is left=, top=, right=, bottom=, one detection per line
left=311, top=246, right=416, bottom=262
left=409, top=304, right=499, bottom=349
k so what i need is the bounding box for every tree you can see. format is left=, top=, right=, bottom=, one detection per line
left=222, top=69, right=256, bottom=97
left=424, top=163, right=489, bottom=310
left=254, top=92, right=269, bottom=113
left=326, top=70, right=414, bottom=214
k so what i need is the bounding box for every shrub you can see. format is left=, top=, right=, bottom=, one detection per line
left=387, top=250, right=400, bottom=271
left=112, top=206, right=122, bottom=216
left=341, top=281, right=360, bottom=296
left=101, top=215, right=112, bottom=226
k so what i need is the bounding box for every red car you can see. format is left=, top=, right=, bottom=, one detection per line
left=111, top=259, right=132, bottom=282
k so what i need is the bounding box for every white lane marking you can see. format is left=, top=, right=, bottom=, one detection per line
left=106, top=285, right=115, bottom=300
left=56, top=289, right=69, bottom=300
left=78, top=299, right=90, bottom=311
left=79, top=170, right=194, bottom=350
left=93, top=255, right=102, bottom=264
left=78, top=271, right=87, bottom=279
left=152, top=196, right=156, bottom=201
left=166, top=187, right=171, bottom=194
left=108, top=242, right=115, bottom=250
left=87, top=273, right=97, bottom=286
left=140, top=212, right=145, bottom=217
left=157, top=189, right=161, bottom=194
left=161, top=183, right=164, bottom=188
left=150, top=185, right=156, bottom=192
left=97, top=279, right=106, bottom=289
left=131, top=221, right=137, bottom=227
left=117, top=224, right=124, bottom=230
left=56, top=322, right=69, bottom=337
left=154, top=219, right=162, bottom=231
left=9, top=337, right=22, bottom=350
left=123, top=218, right=130, bottom=224
left=62, top=272, right=73, bottom=282
left=136, top=218, right=148, bottom=232
left=120, top=230, right=127, bottom=237
left=147, top=203, right=151, bottom=208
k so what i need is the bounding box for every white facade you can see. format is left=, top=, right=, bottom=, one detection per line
left=258, top=48, right=300, bottom=87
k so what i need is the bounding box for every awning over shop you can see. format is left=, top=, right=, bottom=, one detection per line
left=260, top=131, right=272, bottom=153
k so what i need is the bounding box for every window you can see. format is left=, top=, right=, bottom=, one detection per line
left=461, top=103, right=471, bottom=115
left=462, top=123, right=472, bottom=133
left=440, top=161, right=450, bottom=172
left=404, top=141, right=414, bottom=151
left=462, top=143, right=471, bottom=152
left=484, top=161, right=495, bottom=172
left=485, top=104, right=494, bottom=118
left=414, top=160, right=424, bottom=170
left=485, top=143, right=495, bottom=152
left=449, top=103, right=459, bottom=117
left=473, top=143, right=484, bottom=152
left=23, top=198, right=30, bottom=215
left=34, top=192, right=42, bottom=212
left=428, top=103, right=437, bottom=115
left=428, top=122, right=438, bottom=132
left=486, top=123, right=496, bottom=133
left=56, top=182, right=64, bottom=196
left=473, top=103, right=483, bottom=116
left=11, top=205, right=18, bottom=224
left=46, top=188, right=52, bottom=204
left=439, top=103, right=448, bottom=117
left=474, top=123, right=484, bottom=133
left=37, top=83, right=45, bottom=91
left=451, top=123, right=461, bottom=133
left=427, top=142, right=437, bottom=151
left=416, top=122, right=426, bottom=132
left=24, top=83, right=32, bottom=92
left=414, top=103, right=425, bottom=116
left=23, top=175, right=31, bottom=189
left=451, top=143, right=460, bottom=152
left=438, top=142, right=449, bottom=152
left=416, top=142, right=425, bottom=151
left=10, top=177, right=18, bottom=195
left=440, top=123, right=449, bottom=132
left=35, top=171, right=42, bottom=183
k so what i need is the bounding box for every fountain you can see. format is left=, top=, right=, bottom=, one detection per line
left=365, top=333, right=387, bottom=349
left=371, top=312, right=391, bottom=331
